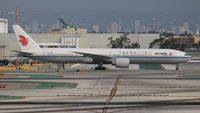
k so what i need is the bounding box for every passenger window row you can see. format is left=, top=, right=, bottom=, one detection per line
left=119, top=51, right=147, bottom=55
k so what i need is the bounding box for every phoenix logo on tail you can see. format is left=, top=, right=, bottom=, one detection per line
left=19, top=35, right=28, bottom=46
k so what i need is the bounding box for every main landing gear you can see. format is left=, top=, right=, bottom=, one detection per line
left=94, top=63, right=106, bottom=70
left=176, top=64, right=179, bottom=70
left=95, top=66, right=106, bottom=70
left=57, top=63, right=65, bottom=72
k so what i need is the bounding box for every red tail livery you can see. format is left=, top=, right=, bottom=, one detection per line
left=19, top=35, right=28, bottom=46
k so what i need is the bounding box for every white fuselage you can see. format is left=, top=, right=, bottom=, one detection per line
left=12, top=25, right=192, bottom=69
left=24, top=48, right=191, bottom=64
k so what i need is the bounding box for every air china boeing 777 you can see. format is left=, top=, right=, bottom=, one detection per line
left=13, top=25, right=191, bottom=70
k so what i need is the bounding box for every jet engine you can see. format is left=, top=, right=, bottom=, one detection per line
left=112, top=58, right=129, bottom=68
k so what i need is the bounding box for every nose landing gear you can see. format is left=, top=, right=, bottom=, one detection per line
left=176, top=64, right=179, bottom=70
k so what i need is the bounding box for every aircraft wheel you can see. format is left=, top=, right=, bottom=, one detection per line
left=95, top=67, right=99, bottom=70
left=176, top=64, right=179, bottom=70
left=95, top=67, right=106, bottom=70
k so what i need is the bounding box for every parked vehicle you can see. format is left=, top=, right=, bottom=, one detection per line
left=0, top=59, right=9, bottom=66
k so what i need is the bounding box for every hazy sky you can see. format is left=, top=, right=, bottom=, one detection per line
left=1, top=0, right=200, bottom=32
left=0, top=0, right=200, bottom=13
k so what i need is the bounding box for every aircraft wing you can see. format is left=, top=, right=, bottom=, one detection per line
left=12, top=50, right=33, bottom=56
left=73, top=51, right=111, bottom=61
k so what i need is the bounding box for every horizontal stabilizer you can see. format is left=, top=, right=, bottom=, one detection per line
left=12, top=50, right=33, bottom=56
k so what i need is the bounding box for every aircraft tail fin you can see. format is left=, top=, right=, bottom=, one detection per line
left=13, top=25, right=40, bottom=51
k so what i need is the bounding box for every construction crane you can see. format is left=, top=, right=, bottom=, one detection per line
left=1, top=7, right=20, bottom=24
left=58, top=18, right=77, bottom=31
left=15, top=7, right=20, bottom=25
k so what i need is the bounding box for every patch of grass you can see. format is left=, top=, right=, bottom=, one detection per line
left=36, top=82, right=78, bottom=89
left=0, top=81, right=78, bottom=89
left=180, top=73, right=200, bottom=78
left=139, top=64, right=162, bottom=70
left=0, top=95, right=25, bottom=100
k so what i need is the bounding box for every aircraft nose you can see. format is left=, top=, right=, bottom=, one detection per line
left=187, top=55, right=192, bottom=60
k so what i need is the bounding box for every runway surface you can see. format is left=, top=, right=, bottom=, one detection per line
left=1, top=63, right=200, bottom=113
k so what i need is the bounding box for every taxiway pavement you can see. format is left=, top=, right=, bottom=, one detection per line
left=1, top=63, right=200, bottom=113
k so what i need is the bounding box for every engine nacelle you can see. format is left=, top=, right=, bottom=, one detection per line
left=112, top=58, right=129, bottom=68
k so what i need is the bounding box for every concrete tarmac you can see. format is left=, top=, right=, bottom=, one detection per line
left=1, top=63, right=200, bottom=113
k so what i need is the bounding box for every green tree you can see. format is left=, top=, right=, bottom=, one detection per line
left=149, top=32, right=189, bottom=51
left=107, top=33, right=140, bottom=48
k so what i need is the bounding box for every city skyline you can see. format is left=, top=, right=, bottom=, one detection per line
left=26, top=19, right=199, bottom=35
left=1, top=16, right=200, bottom=35
left=0, top=0, right=200, bottom=34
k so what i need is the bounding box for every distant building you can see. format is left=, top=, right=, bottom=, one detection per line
left=50, top=21, right=61, bottom=32
left=110, top=21, right=122, bottom=33
left=171, top=26, right=180, bottom=34
left=0, top=18, right=8, bottom=33
left=183, top=22, right=189, bottom=33
left=134, top=20, right=141, bottom=33
left=179, top=27, right=185, bottom=34
left=193, top=35, right=200, bottom=44
left=140, top=25, right=146, bottom=33
left=196, top=24, right=200, bottom=35
left=32, top=20, right=39, bottom=33
left=24, top=25, right=31, bottom=33
left=92, top=25, right=99, bottom=33
left=40, top=24, right=45, bottom=33
left=0, top=19, right=7, bottom=59
left=151, top=20, right=161, bottom=32
left=175, top=37, right=194, bottom=44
